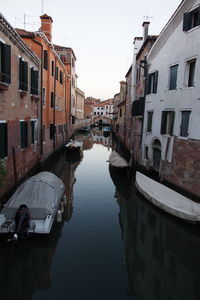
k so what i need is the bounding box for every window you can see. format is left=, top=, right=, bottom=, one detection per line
left=55, top=66, right=58, bottom=80
left=0, top=122, right=8, bottom=158
left=160, top=111, right=175, bottom=136
left=31, top=120, right=38, bottom=143
left=183, top=6, right=200, bottom=31
left=119, top=108, right=122, bottom=118
left=0, top=42, right=11, bottom=83
left=51, top=92, right=54, bottom=108
left=144, top=146, right=149, bottom=159
left=147, top=111, right=153, bottom=132
left=19, top=58, right=28, bottom=91
left=43, top=50, right=48, bottom=70
left=72, top=116, right=75, bottom=125
left=187, top=59, right=196, bottom=87
left=180, top=111, right=191, bottom=137
left=51, top=60, right=54, bottom=76
left=101, top=112, right=103, bottom=115
left=146, top=71, right=158, bottom=94
left=20, top=121, right=28, bottom=149
left=169, top=65, right=178, bottom=90
left=30, top=67, right=39, bottom=95
left=50, top=124, right=55, bottom=139
left=60, top=71, right=63, bottom=84
left=42, top=87, right=46, bottom=106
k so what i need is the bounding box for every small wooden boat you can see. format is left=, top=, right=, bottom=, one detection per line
left=65, top=140, right=83, bottom=152
left=135, top=171, right=200, bottom=222
left=0, top=172, right=65, bottom=236
left=108, top=151, right=129, bottom=172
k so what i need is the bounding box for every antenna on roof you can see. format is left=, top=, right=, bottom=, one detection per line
left=143, top=15, right=154, bottom=22
left=41, top=0, right=44, bottom=15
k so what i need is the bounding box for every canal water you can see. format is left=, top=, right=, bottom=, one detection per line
left=0, top=131, right=200, bottom=300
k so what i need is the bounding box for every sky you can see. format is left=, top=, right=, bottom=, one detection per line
left=1, top=0, right=181, bottom=99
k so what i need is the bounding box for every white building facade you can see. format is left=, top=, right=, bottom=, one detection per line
left=142, top=0, right=200, bottom=197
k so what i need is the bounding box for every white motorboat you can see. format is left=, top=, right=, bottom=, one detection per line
left=108, top=151, right=129, bottom=172
left=65, top=140, right=83, bottom=151
left=0, top=171, right=65, bottom=235
left=135, top=171, right=200, bottom=222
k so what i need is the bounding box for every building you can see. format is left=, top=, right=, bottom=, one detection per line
left=131, top=24, right=157, bottom=166
left=17, top=14, right=70, bottom=160
left=54, top=45, right=77, bottom=135
left=0, top=13, right=40, bottom=197
left=75, top=87, right=85, bottom=120
left=142, top=0, right=200, bottom=197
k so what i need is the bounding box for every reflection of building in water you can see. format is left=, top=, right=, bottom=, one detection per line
left=92, top=130, right=111, bottom=148
left=62, top=153, right=82, bottom=221
left=0, top=222, right=63, bottom=300
left=114, top=181, right=200, bottom=300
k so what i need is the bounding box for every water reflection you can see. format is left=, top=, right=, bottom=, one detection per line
left=0, top=147, right=84, bottom=300
left=0, top=222, right=63, bottom=300
left=110, top=168, right=200, bottom=300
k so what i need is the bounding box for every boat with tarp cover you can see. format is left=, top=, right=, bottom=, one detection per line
left=0, top=171, right=65, bottom=236
left=135, top=171, right=200, bottom=223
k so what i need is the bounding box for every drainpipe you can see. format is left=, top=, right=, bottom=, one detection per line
left=32, top=37, right=43, bottom=156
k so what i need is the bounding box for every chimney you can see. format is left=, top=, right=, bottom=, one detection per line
left=40, top=14, right=53, bottom=42
left=142, top=21, right=150, bottom=41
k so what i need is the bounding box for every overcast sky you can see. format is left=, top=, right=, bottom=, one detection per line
left=1, top=0, right=181, bottom=99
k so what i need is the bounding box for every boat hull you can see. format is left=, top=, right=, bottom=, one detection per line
left=135, top=172, right=200, bottom=222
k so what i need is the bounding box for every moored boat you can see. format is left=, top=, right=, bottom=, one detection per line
left=108, top=151, right=129, bottom=172
left=135, top=171, right=200, bottom=222
left=65, top=140, right=83, bottom=152
left=0, top=171, right=65, bottom=236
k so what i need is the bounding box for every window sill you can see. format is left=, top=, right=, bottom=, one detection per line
left=0, top=82, right=9, bottom=91
left=19, top=90, right=28, bottom=97
left=31, top=94, right=39, bottom=101
left=178, top=136, right=189, bottom=140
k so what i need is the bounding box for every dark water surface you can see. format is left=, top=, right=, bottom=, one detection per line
left=0, top=133, right=200, bottom=300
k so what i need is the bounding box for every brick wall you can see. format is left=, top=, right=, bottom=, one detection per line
left=162, top=137, right=200, bottom=197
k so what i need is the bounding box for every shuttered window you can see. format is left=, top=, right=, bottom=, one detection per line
left=0, top=123, right=8, bottom=158
left=160, top=111, right=175, bottom=136
left=50, top=124, right=55, bottom=139
left=51, top=92, right=54, bottom=107
left=180, top=111, right=191, bottom=137
left=19, top=58, right=28, bottom=91
left=43, top=50, right=48, bottom=70
left=55, top=66, right=58, bottom=80
left=0, top=42, right=11, bottom=84
left=169, top=65, right=178, bottom=90
left=146, top=71, right=158, bottom=94
left=31, top=120, right=37, bottom=143
left=60, top=71, right=63, bottom=84
left=183, top=6, right=200, bottom=31
left=31, top=67, right=39, bottom=95
left=147, top=111, right=153, bottom=132
left=51, top=60, right=54, bottom=76
left=188, top=60, right=196, bottom=87
left=20, top=121, right=28, bottom=149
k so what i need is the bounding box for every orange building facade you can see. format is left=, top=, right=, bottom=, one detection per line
left=17, top=14, right=71, bottom=160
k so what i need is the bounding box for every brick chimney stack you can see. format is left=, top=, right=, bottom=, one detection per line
left=40, top=14, right=53, bottom=42
left=142, top=21, right=150, bottom=41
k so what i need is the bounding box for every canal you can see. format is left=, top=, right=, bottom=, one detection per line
left=0, top=131, right=200, bottom=300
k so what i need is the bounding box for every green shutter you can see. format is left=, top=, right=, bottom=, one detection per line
left=0, top=123, right=8, bottom=158
left=31, top=121, right=35, bottom=143
left=20, top=121, right=28, bottom=148
left=43, top=50, right=48, bottom=70
left=23, top=61, right=28, bottom=91
left=146, top=74, right=151, bottom=94
left=19, top=58, right=23, bottom=89
left=153, top=71, right=158, bottom=93
left=183, top=12, right=192, bottom=31
left=169, top=111, right=175, bottom=136
left=147, top=111, right=153, bottom=132
left=160, top=111, right=167, bottom=134
left=3, top=44, right=11, bottom=84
